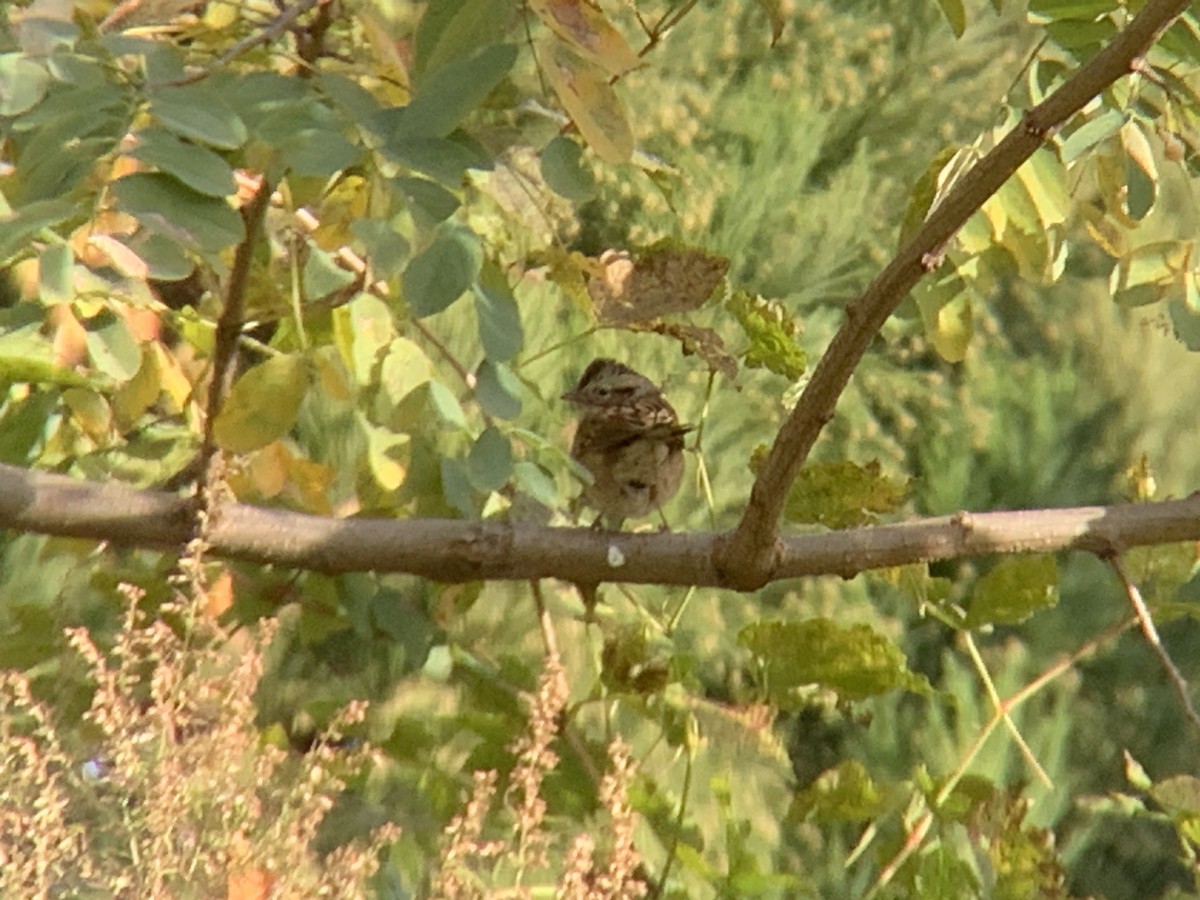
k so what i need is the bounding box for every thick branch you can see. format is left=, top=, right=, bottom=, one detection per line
left=1, top=464, right=1196, bottom=588
left=719, top=0, right=1192, bottom=588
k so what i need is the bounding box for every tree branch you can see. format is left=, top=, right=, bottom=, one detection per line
left=719, top=0, right=1192, bottom=589
left=1, top=464, right=1196, bottom=588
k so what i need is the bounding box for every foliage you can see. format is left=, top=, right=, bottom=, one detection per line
left=2, top=0, right=1200, bottom=897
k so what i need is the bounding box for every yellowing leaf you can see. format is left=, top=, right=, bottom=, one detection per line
left=919, top=289, right=973, bottom=362
left=543, top=39, right=634, bottom=164
left=214, top=355, right=309, bottom=454
left=1110, top=240, right=1194, bottom=307
left=529, top=0, right=641, bottom=77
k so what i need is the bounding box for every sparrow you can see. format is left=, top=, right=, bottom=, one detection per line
left=561, top=358, right=692, bottom=527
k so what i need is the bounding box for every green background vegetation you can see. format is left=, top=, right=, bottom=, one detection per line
left=2, top=0, right=1200, bottom=896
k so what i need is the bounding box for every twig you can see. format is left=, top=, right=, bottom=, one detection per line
left=3, top=464, right=1200, bottom=586
left=861, top=614, right=1136, bottom=898
left=194, top=175, right=273, bottom=488
left=962, top=632, right=1052, bottom=789
left=1108, top=552, right=1200, bottom=733
left=165, top=0, right=325, bottom=86
left=718, top=0, right=1193, bottom=590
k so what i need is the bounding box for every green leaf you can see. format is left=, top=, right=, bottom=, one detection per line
left=280, top=128, right=362, bottom=179
left=402, top=43, right=517, bottom=138
left=0, top=54, right=51, bottom=116
left=1059, top=109, right=1124, bottom=163
left=541, top=136, right=595, bottom=201
left=303, top=247, right=357, bottom=299
left=935, top=0, right=966, bottom=37
left=84, top=309, right=141, bottom=382
left=128, top=128, right=236, bottom=197
left=1151, top=775, right=1200, bottom=816
left=440, top=456, right=476, bottom=517
left=1028, top=0, right=1118, bottom=22
left=414, top=0, right=514, bottom=81
left=1169, top=293, right=1200, bottom=351
left=428, top=379, right=468, bottom=429
left=122, top=231, right=193, bottom=281
left=213, top=355, right=309, bottom=453
left=370, top=125, right=491, bottom=185
left=739, top=619, right=932, bottom=704
left=965, top=555, right=1059, bottom=628
left=474, top=360, right=521, bottom=419
left=397, top=176, right=461, bottom=228
left=149, top=85, right=248, bottom=149
left=726, top=290, right=806, bottom=379
left=790, top=760, right=887, bottom=823
left=782, top=460, right=908, bottom=529
left=513, top=460, right=557, bottom=507
left=473, top=261, right=523, bottom=362
left=349, top=220, right=409, bottom=280
left=898, top=146, right=960, bottom=248
left=37, top=243, right=73, bottom=305
left=0, top=199, right=77, bottom=265
left=110, top=173, right=244, bottom=256
left=402, top=224, right=482, bottom=317
left=466, top=426, right=512, bottom=493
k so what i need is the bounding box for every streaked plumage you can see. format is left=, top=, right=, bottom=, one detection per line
left=562, top=359, right=691, bottom=526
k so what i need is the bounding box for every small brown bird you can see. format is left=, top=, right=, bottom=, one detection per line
left=562, top=358, right=692, bottom=527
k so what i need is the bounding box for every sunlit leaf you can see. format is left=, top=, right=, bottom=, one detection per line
left=528, top=0, right=641, bottom=76
left=917, top=285, right=973, bottom=363
left=213, top=355, right=309, bottom=453
left=379, top=337, right=433, bottom=407
left=1118, top=121, right=1156, bottom=222
left=336, top=292, right=395, bottom=385
left=0, top=54, right=50, bottom=116
left=1110, top=240, right=1194, bottom=307
left=428, top=379, right=469, bottom=429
